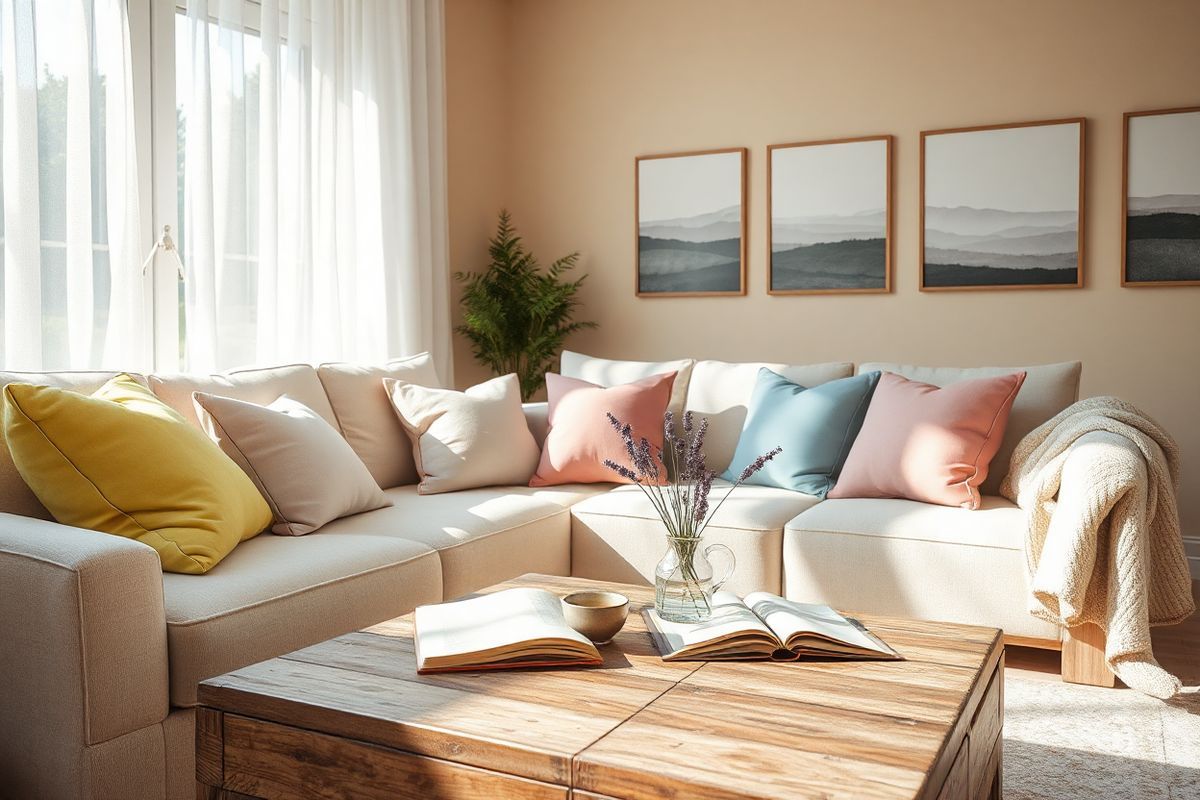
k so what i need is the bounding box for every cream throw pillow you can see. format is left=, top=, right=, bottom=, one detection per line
left=193, top=392, right=391, bottom=535
left=384, top=374, right=540, bottom=494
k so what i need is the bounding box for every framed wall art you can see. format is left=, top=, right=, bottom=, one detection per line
left=767, top=135, right=892, bottom=295
left=635, top=148, right=747, bottom=296
left=921, top=118, right=1085, bottom=291
left=1123, top=106, right=1200, bottom=287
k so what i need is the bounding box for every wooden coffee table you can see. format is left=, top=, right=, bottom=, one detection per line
left=196, top=574, right=1003, bottom=800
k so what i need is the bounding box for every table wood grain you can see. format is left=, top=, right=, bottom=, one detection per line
left=197, top=574, right=1003, bottom=800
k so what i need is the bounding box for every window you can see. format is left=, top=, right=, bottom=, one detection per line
left=0, top=0, right=142, bottom=369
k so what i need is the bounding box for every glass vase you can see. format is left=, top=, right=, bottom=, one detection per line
left=654, top=535, right=736, bottom=623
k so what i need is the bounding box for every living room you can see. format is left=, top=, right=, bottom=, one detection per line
left=1, top=0, right=1198, bottom=798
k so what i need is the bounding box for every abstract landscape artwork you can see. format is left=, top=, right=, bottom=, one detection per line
left=1123, top=107, right=1200, bottom=286
left=921, top=119, right=1085, bottom=291
left=768, top=136, right=891, bottom=294
left=636, top=148, right=746, bottom=296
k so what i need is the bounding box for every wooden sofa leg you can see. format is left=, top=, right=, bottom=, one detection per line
left=1061, top=623, right=1116, bottom=687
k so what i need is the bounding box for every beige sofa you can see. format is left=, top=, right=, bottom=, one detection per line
left=0, top=354, right=1085, bottom=798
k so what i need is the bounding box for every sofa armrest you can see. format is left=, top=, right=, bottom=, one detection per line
left=0, top=514, right=169, bottom=795
left=523, top=401, right=550, bottom=449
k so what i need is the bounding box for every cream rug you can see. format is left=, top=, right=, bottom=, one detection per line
left=1004, top=676, right=1200, bottom=798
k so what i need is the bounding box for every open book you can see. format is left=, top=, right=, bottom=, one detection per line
left=414, top=587, right=602, bottom=674
left=643, top=591, right=901, bottom=662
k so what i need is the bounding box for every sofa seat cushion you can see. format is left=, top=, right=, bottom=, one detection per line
left=782, top=497, right=1060, bottom=639
left=571, top=481, right=820, bottom=595
left=162, top=531, right=441, bottom=706
left=321, top=484, right=610, bottom=599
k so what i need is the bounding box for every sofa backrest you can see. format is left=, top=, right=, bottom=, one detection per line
left=560, top=350, right=695, bottom=421
left=148, top=363, right=338, bottom=430
left=0, top=371, right=148, bottom=518
left=857, top=361, right=1082, bottom=496
left=316, top=354, right=442, bottom=489
left=686, top=360, right=856, bottom=474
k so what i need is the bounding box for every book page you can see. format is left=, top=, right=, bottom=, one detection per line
left=415, top=587, right=596, bottom=667
left=744, top=592, right=893, bottom=656
left=644, top=591, right=780, bottom=658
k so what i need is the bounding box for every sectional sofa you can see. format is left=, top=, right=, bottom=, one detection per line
left=0, top=351, right=1096, bottom=799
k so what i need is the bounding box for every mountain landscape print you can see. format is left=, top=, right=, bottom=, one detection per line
left=1124, top=108, right=1200, bottom=284
left=922, top=120, right=1084, bottom=289
left=637, top=149, right=745, bottom=295
left=769, top=137, right=891, bottom=293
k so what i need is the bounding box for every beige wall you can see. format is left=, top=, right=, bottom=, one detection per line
left=445, top=0, right=1200, bottom=533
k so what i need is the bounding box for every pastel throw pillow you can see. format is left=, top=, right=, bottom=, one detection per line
left=385, top=374, right=541, bottom=494
left=193, top=392, right=392, bottom=535
left=2, top=374, right=271, bottom=573
left=722, top=369, right=880, bottom=498
left=828, top=371, right=1027, bottom=509
left=529, top=371, right=675, bottom=486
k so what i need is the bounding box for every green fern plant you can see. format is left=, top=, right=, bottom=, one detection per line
left=455, top=211, right=597, bottom=401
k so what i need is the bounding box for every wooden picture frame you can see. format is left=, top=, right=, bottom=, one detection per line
left=920, top=118, right=1086, bottom=292
left=1122, top=106, right=1200, bottom=287
left=635, top=148, right=747, bottom=297
left=767, top=135, right=893, bottom=295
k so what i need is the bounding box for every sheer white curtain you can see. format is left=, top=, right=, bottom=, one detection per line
left=179, top=0, right=451, bottom=378
left=0, top=0, right=144, bottom=370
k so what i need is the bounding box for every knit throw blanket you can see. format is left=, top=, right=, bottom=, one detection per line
left=1000, top=396, right=1195, bottom=698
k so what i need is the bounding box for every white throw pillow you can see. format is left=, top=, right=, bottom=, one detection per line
left=192, top=392, right=392, bottom=535
left=384, top=374, right=541, bottom=495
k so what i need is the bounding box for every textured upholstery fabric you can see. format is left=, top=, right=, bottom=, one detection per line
left=829, top=371, right=1026, bottom=510
left=0, top=515, right=169, bottom=798
left=162, top=531, right=441, bottom=706
left=530, top=372, right=675, bottom=486
left=858, top=361, right=1081, bottom=495
left=3, top=375, right=273, bottom=573
left=85, top=723, right=166, bottom=800
left=0, top=370, right=147, bottom=518
left=783, top=497, right=1061, bottom=639
left=324, top=484, right=607, bottom=599
left=570, top=481, right=821, bottom=595
left=317, top=354, right=442, bottom=488
left=685, top=360, right=855, bottom=473
left=150, top=363, right=339, bottom=430
left=723, top=369, right=880, bottom=497
left=194, top=392, right=391, bottom=535
left=162, top=708, right=195, bottom=800
left=386, top=374, right=541, bottom=494
left=560, top=349, right=695, bottom=420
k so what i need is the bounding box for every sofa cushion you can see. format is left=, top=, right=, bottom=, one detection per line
left=857, top=361, right=1081, bottom=496
left=570, top=481, right=820, bottom=595
left=722, top=369, right=880, bottom=498
left=530, top=372, right=676, bottom=486
left=322, top=483, right=608, bottom=599
left=685, top=360, right=855, bottom=473
left=317, top=354, right=442, bottom=488
left=782, top=497, right=1060, bottom=639
left=3, top=375, right=272, bottom=574
left=828, top=371, right=1026, bottom=510
left=386, top=374, right=541, bottom=495
left=193, top=392, right=392, bottom=535
left=162, top=531, right=442, bottom=706
left=560, top=350, right=694, bottom=420
left=149, top=363, right=338, bottom=431
left=0, top=371, right=147, bottom=519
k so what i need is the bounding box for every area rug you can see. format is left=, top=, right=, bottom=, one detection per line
left=1004, top=676, right=1200, bottom=798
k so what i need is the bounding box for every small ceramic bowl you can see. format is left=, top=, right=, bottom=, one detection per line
left=561, top=591, right=630, bottom=645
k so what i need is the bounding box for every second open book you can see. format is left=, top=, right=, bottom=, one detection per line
left=643, top=591, right=902, bottom=662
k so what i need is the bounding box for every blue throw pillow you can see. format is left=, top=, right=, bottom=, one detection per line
left=722, top=368, right=881, bottom=497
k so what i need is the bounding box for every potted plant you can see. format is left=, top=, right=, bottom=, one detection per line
left=455, top=211, right=597, bottom=401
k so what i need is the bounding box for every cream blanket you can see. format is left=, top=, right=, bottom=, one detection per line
left=1001, top=396, right=1195, bottom=698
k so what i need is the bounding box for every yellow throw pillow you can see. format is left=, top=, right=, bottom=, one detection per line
left=2, top=374, right=272, bottom=573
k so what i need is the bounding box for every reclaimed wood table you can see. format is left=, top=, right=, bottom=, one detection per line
left=196, top=574, right=1003, bottom=800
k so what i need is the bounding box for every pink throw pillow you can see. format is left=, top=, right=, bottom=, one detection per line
left=828, top=371, right=1026, bottom=510
left=529, top=372, right=676, bottom=486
